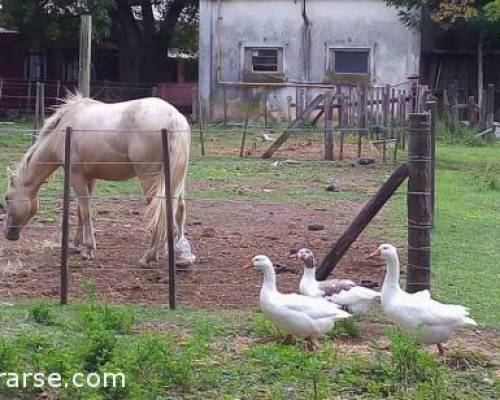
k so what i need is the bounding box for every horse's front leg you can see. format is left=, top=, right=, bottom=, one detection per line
left=139, top=228, right=159, bottom=268
left=70, top=204, right=83, bottom=254
left=72, top=177, right=96, bottom=260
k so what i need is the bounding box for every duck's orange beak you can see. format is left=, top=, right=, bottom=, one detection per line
left=367, top=249, right=382, bottom=261
left=243, top=263, right=253, bottom=270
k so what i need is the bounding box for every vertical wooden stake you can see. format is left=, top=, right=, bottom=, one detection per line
left=199, top=101, right=205, bottom=156
left=161, top=129, right=177, bottom=310
left=429, top=101, right=437, bottom=227
left=60, top=127, right=72, bottom=305
left=324, top=92, right=334, bottom=161
left=33, top=82, right=41, bottom=144
left=338, top=93, right=344, bottom=160
left=223, top=86, right=227, bottom=128
left=264, top=88, right=268, bottom=129
left=486, top=84, right=495, bottom=143
left=56, top=80, right=61, bottom=101
left=25, top=81, right=32, bottom=118
left=240, top=89, right=252, bottom=157
left=358, top=87, right=367, bottom=159
left=41, top=83, right=45, bottom=122
left=407, top=113, right=432, bottom=293
left=78, top=15, right=92, bottom=97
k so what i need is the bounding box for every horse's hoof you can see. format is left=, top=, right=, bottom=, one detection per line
left=81, top=249, right=93, bottom=260
left=69, top=245, right=81, bottom=255
left=175, top=253, right=196, bottom=270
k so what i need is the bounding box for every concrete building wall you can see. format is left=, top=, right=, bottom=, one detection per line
left=199, top=0, right=420, bottom=122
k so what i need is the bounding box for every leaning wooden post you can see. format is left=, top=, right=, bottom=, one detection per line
left=486, top=84, right=495, bottom=143
left=324, top=92, right=334, bottom=161
left=317, top=163, right=410, bottom=280
left=78, top=15, right=92, bottom=97
left=407, top=113, right=432, bottom=293
left=60, top=127, right=72, bottom=305
left=161, top=129, right=177, bottom=310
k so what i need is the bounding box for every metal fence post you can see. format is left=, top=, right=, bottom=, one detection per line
left=407, top=113, right=432, bottom=293
left=60, top=127, right=72, bottom=305
left=161, top=129, right=177, bottom=309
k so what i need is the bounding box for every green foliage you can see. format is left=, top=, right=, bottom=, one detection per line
left=79, top=303, right=135, bottom=335
left=28, top=302, right=57, bottom=326
left=328, top=318, right=362, bottom=339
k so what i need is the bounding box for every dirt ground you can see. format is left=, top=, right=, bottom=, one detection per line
left=0, top=194, right=384, bottom=307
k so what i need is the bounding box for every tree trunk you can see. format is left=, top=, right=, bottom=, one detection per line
left=478, top=39, right=484, bottom=107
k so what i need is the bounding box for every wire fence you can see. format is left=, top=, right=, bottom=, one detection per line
left=0, top=103, right=497, bottom=311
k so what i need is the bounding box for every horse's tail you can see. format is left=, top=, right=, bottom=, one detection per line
left=145, top=118, right=190, bottom=242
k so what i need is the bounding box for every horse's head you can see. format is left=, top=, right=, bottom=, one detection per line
left=3, top=167, right=39, bottom=241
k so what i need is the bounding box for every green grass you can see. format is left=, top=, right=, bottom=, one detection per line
left=0, top=301, right=497, bottom=399
left=386, top=138, right=500, bottom=327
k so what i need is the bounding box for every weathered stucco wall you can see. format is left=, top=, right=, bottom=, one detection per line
left=199, top=0, right=420, bottom=122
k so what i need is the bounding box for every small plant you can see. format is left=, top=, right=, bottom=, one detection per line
left=28, top=302, right=57, bottom=326
left=79, top=303, right=135, bottom=335
left=328, top=318, right=361, bottom=339
left=82, top=328, right=117, bottom=372
left=81, top=277, right=99, bottom=302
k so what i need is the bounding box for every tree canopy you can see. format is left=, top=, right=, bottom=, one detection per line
left=0, top=0, right=198, bottom=83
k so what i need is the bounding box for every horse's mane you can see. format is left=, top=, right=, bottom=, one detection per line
left=8, top=92, right=100, bottom=185
left=38, top=91, right=100, bottom=139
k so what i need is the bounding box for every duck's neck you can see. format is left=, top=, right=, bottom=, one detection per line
left=382, top=255, right=402, bottom=294
left=261, top=266, right=278, bottom=294
left=302, top=267, right=317, bottom=283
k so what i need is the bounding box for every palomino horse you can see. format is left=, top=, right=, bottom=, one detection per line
left=3, top=92, right=196, bottom=267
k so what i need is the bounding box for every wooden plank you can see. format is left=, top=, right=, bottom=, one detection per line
left=78, top=15, right=92, bottom=97
left=316, top=163, right=410, bottom=280
left=262, top=93, right=325, bottom=158
left=407, top=113, right=431, bottom=293
left=324, top=92, right=334, bottom=161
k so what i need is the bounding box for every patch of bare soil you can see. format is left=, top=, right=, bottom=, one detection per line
left=0, top=193, right=383, bottom=307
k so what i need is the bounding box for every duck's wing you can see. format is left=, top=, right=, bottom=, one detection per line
left=409, top=289, right=431, bottom=301
left=326, top=286, right=380, bottom=306
left=319, top=279, right=356, bottom=295
left=282, top=293, right=350, bottom=320
left=397, top=296, right=476, bottom=327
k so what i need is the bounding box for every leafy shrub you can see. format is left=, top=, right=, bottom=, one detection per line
left=328, top=318, right=361, bottom=339
left=28, top=302, right=57, bottom=326
left=79, top=303, right=135, bottom=335
left=82, top=328, right=117, bottom=372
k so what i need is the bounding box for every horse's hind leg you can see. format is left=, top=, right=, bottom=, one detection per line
left=172, top=190, right=196, bottom=268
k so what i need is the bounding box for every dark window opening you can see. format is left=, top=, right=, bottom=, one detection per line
left=332, top=49, right=369, bottom=74
left=252, top=49, right=279, bottom=72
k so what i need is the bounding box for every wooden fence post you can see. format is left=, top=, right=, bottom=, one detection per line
left=338, top=93, right=345, bottom=160
left=486, top=84, right=495, bottom=143
left=407, top=113, right=432, bottom=293
left=240, top=88, right=252, bottom=157
left=60, top=127, right=72, bottom=305
left=358, top=87, right=367, bottom=159
left=161, top=129, right=177, bottom=310
left=78, top=15, right=92, bottom=97
left=34, top=82, right=41, bottom=142
left=324, top=92, right=334, bottom=161
left=198, top=101, right=205, bottom=156
left=317, top=163, right=410, bottom=280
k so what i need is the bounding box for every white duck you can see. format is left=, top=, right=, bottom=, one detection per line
left=246, top=255, right=352, bottom=349
left=294, top=248, right=380, bottom=315
left=370, top=244, right=477, bottom=355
